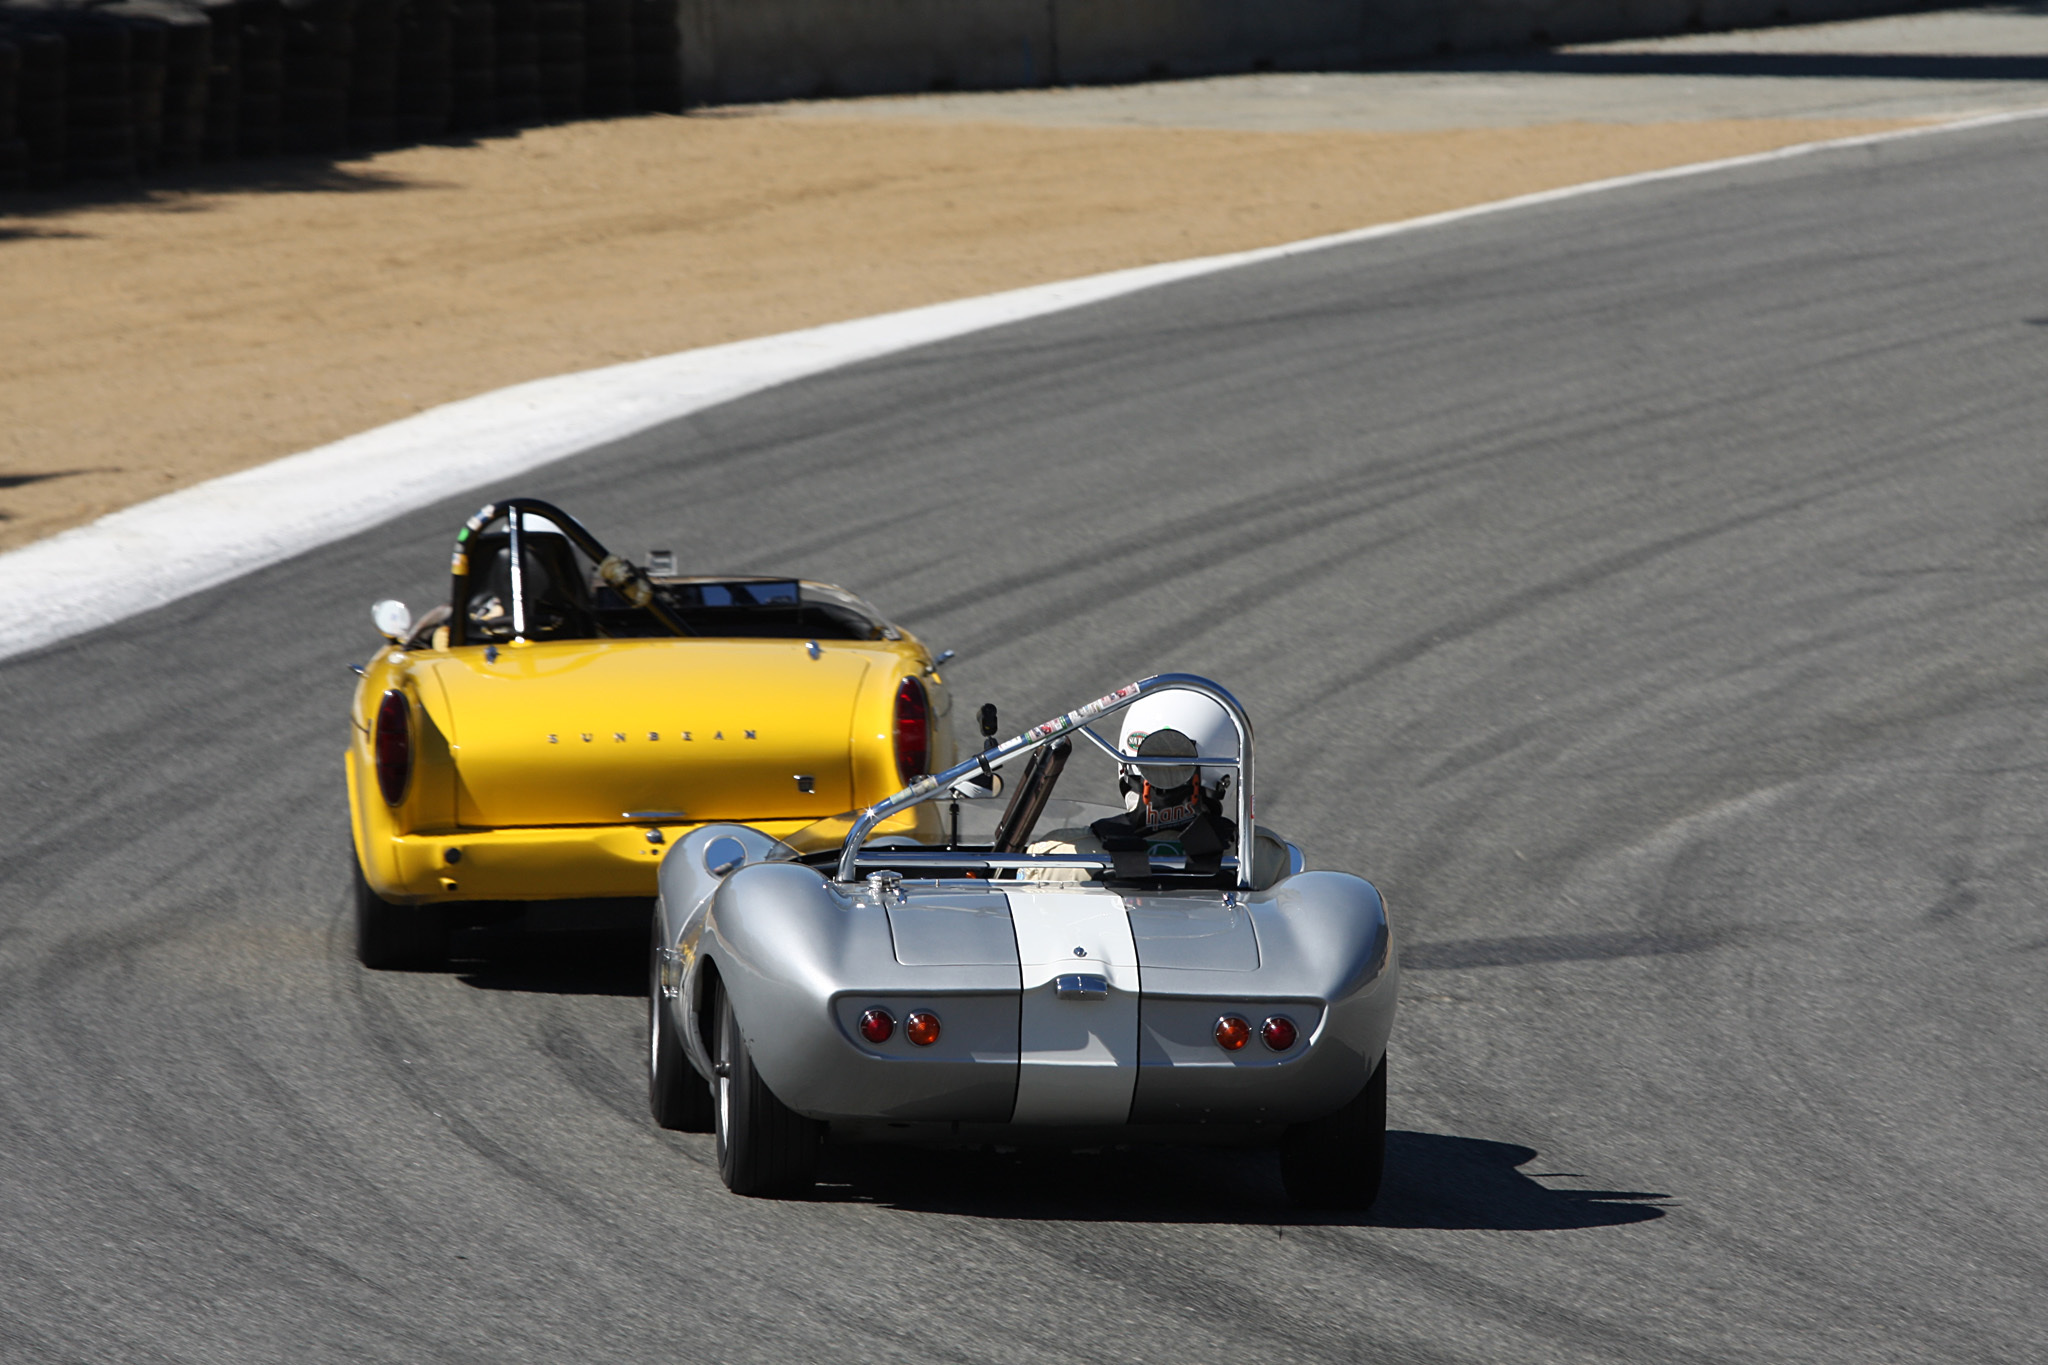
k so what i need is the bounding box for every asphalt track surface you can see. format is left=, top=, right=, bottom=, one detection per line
left=5, top=118, right=2047, bottom=1363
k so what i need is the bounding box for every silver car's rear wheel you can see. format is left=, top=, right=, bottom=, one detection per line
left=1280, top=1052, right=1388, bottom=1210
left=647, top=923, right=712, bottom=1131
left=712, top=980, right=820, bottom=1196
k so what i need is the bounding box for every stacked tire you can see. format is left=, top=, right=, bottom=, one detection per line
left=236, top=0, right=284, bottom=156
left=627, top=0, right=674, bottom=112
left=195, top=0, right=240, bottom=159
left=346, top=0, right=396, bottom=144
left=56, top=7, right=137, bottom=180
left=446, top=0, right=489, bottom=129
left=279, top=0, right=349, bottom=154
left=579, top=0, right=627, bottom=115
left=161, top=3, right=211, bottom=168
left=492, top=0, right=538, bottom=125
left=394, top=0, right=449, bottom=141
left=0, top=34, right=27, bottom=188
left=114, top=4, right=164, bottom=172
left=533, top=0, right=577, bottom=120
left=106, top=1, right=212, bottom=170
left=9, top=23, right=65, bottom=186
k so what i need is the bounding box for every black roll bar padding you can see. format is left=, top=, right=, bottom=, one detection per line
left=446, top=497, right=691, bottom=646
left=988, top=736, right=1072, bottom=857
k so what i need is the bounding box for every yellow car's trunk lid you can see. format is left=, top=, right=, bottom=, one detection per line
left=421, top=639, right=871, bottom=827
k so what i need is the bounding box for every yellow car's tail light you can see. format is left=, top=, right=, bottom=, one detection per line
left=374, top=690, right=412, bottom=805
left=893, top=676, right=929, bottom=782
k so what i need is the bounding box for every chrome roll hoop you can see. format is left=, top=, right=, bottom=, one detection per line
left=835, top=673, right=1255, bottom=889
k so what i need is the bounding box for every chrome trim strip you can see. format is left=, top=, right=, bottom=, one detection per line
left=1055, top=973, right=1110, bottom=1000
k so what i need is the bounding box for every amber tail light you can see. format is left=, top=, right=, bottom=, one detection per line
left=905, top=1011, right=941, bottom=1047
left=893, top=677, right=930, bottom=783
left=1214, top=1015, right=1250, bottom=1051
left=374, top=689, right=412, bottom=805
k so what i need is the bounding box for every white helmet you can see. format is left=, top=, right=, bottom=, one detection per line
left=1117, top=690, right=1239, bottom=801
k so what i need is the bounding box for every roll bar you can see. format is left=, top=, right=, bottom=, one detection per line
left=835, top=674, right=1256, bottom=889
left=446, top=497, right=691, bottom=646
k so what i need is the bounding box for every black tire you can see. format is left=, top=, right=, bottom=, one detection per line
left=712, top=980, right=819, bottom=1196
left=352, top=850, right=447, bottom=970
left=648, top=922, right=713, bottom=1132
left=1280, top=1052, right=1388, bottom=1210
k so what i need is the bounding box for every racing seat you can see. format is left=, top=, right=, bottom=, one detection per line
left=465, top=531, right=595, bottom=641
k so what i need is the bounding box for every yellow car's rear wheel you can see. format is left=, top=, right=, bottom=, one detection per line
left=352, top=850, right=447, bottom=971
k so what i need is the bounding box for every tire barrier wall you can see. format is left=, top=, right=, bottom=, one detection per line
left=0, top=0, right=674, bottom=183
left=676, top=0, right=1953, bottom=104
left=0, top=0, right=1954, bottom=186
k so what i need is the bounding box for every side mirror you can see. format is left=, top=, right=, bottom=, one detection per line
left=371, top=599, right=413, bottom=642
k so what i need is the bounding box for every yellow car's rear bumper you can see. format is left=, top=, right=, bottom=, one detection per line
left=362, top=818, right=822, bottom=904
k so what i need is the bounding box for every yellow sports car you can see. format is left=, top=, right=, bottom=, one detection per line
left=347, top=497, right=956, bottom=968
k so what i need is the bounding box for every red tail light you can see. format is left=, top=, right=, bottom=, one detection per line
left=373, top=689, right=412, bottom=805
left=893, top=677, right=930, bottom=782
left=1214, top=1015, right=1250, bottom=1051
left=858, top=1008, right=895, bottom=1044
left=905, top=1011, right=941, bottom=1047
left=1260, top=1016, right=1298, bottom=1051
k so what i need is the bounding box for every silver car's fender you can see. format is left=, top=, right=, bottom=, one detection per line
left=654, top=824, right=795, bottom=1086
left=1126, top=871, right=1397, bottom=1125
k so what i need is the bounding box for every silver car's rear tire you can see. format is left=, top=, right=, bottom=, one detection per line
left=352, top=850, right=446, bottom=971
left=648, top=925, right=713, bottom=1131
left=1280, top=1052, right=1387, bottom=1210
left=713, top=980, right=820, bottom=1196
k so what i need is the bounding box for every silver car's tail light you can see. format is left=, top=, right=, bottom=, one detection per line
left=858, top=1008, right=895, bottom=1044
left=1260, top=1016, right=1298, bottom=1051
left=1214, top=1015, right=1250, bottom=1051
left=374, top=689, right=412, bottom=805
left=905, top=1011, right=941, bottom=1047
left=893, top=677, right=930, bottom=782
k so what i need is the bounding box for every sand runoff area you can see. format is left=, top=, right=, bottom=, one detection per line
left=4, top=7, right=2046, bottom=554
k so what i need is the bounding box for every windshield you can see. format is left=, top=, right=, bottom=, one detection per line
left=589, top=576, right=887, bottom=640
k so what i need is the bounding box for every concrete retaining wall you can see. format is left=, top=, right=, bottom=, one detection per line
left=677, top=0, right=1946, bottom=104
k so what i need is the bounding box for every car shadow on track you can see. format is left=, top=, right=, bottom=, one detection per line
left=815, top=1130, right=1668, bottom=1230
left=450, top=926, right=645, bottom=996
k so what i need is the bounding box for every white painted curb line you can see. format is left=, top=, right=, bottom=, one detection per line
left=3, top=104, right=2044, bottom=662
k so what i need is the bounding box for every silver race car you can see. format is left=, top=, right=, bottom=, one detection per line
left=647, top=674, right=1399, bottom=1207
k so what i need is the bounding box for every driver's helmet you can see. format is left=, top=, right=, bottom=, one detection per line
left=1117, top=691, right=1238, bottom=829
left=467, top=515, right=589, bottom=640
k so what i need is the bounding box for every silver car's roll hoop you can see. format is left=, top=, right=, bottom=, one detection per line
left=835, top=674, right=1256, bottom=889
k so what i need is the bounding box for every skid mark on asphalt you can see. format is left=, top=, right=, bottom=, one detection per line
left=1403, top=928, right=1741, bottom=971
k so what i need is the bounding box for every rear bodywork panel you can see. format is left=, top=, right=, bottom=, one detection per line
left=349, top=622, right=952, bottom=905
left=654, top=823, right=1398, bottom=1140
